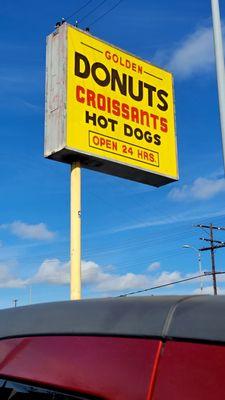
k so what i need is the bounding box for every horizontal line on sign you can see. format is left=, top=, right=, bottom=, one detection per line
left=89, top=130, right=160, bottom=168
left=144, top=71, right=163, bottom=81
left=81, top=42, right=103, bottom=53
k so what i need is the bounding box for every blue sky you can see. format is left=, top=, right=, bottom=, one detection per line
left=1, top=0, right=225, bottom=307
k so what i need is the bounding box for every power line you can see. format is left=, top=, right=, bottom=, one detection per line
left=89, top=0, right=124, bottom=26
left=79, top=0, right=108, bottom=23
left=199, top=226, right=210, bottom=237
left=118, top=272, right=225, bottom=298
left=65, top=0, right=94, bottom=22
left=0, top=226, right=194, bottom=266
left=2, top=216, right=222, bottom=271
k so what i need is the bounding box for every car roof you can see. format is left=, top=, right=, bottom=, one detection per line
left=1, top=295, right=225, bottom=343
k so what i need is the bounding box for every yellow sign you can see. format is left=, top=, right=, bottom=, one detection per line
left=45, top=24, right=178, bottom=186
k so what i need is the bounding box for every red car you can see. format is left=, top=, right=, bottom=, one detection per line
left=0, top=295, right=224, bottom=399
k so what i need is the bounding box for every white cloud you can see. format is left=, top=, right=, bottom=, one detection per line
left=147, top=261, right=161, bottom=272
left=27, top=258, right=203, bottom=295
left=3, top=221, right=55, bottom=240
left=153, top=23, right=224, bottom=79
left=29, top=259, right=150, bottom=292
left=154, top=271, right=182, bottom=286
left=3, top=254, right=223, bottom=295
left=95, top=272, right=150, bottom=292
left=29, top=259, right=69, bottom=285
left=0, top=263, right=25, bottom=288
left=167, top=25, right=215, bottom=78
left=82, top=260, right=109, bottom=284
left=193, top=285, right=225, bottom=295
left=101, top=208, right=225, bottom=235
left=0, top=259, right=188, bottom=292
left=169, top=177, right=225, bottom=201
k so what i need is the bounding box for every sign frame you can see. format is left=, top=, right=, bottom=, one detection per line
left=45, top=23, right=178, bottom=187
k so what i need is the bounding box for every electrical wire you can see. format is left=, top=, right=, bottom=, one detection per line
left=3, top=213, right=224, bottom=270
left=89, top=0, right=124, bottom=26
left=200, top=227, right=211, bottom=237
left=65, top=0, right=94, bottom=22
left=7, top=226, right=200, bottom=267
left=118, top=271, right=225, bottom=297
left=79, top=0, right=108, bottom=23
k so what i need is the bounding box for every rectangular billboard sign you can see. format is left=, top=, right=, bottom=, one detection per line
left=45, top=23, right=178, bottom=186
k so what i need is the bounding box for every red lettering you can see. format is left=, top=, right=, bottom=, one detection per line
left=150, top=114, right=159, bottom=130
left=120, top=57, right=124, bottom=67
left=104, top=50, right=142, bottom=74
left=93, top=136, right=99, bottom=145
left=149, top=153, right=155, bottom=162
left=131, top=107, right=139, bottom=123
left=143, top=151, right=149, bottom=160
left=132, top=63, right=136, bottom=72
left=121, top=103, right=129, bottom=119
left=125, top=59, right=131, bottom=69
left=100, top=138, right=106, bottom=147
left=160, top=117, right=168, bottom=133
left=94, top=135, right=118, bottom=151
left=76, top=85, right=85, bottom=103
left=105, top=51, right=111, bottom=60
left=140, top=110, right=150, bottom=127
left=112, top=100, right=120, bottom=116
left=107, top=97, right=111, bottom=113
left=112, top=141, right=117, bottom=151
left=97, top=94, right=106, bottom=111
left=112, top=54, right=119, bottom=63
left=137, top=150, right=143, bottom=158
left=106, top=139, right=111, bottom=148
left=86, top=89, right=96, bottom=108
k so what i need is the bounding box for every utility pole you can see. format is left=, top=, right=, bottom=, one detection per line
left=210, top=223, right=217, bottom=295
left=195, top=224, right=225, bottom=295
left=13, top=299, right=18, bottom=308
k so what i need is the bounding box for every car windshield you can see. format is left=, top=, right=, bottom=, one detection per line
left=0, top=380, right=96, bottom=400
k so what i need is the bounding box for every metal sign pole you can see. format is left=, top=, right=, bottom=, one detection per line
left=70, top=161, right=81, bottom=300
left=211, top=0, right=225, bottom=169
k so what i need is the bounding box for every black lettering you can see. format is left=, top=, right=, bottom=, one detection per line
left=92, top=62, right=110, bottom=87
left=144, top=83, right=157, bottom=107
left=111, top=69, right=127, bottom=95
left=108, top=118, right=118, bottom=132
left=75, top=52, right=169, bottom=112
left=128, top=77, right=143, bottom=102
left=144, top=131, right=152, bottom=143
left=75, top=52, right=90, bottom=78
left=85, top=111, right=96, bottom=125
left=98, top=115, right=108, bottom=128
left=124, top=124, right=133, bottom=137
left=134, top=128, right=143, bottom=140
left=157, top=90, right=168, bottom=111
left=154, top=134, right=161, bottom=145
